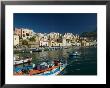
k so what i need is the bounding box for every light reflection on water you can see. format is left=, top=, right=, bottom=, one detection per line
left=15, top=48, right=71, bottom=64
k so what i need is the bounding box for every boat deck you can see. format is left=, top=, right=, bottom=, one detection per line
left=14, top=64, right=60, bottom=76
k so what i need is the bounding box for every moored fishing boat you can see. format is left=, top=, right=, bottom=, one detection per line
left=14, top=60, right=67, bottom=76
left=30, top=48, right=42, bottom=52
left=14, top=57, right=32, bottom=65
left=29, top=60, right=67, bottom=76
left=37, top=63, right=67, bottom=76
left=69, top=51, right=81, bottom=56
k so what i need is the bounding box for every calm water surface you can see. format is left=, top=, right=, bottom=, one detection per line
left=14, top=47, right=97, bottom=75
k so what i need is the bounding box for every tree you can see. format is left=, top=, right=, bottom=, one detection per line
left=29, top=36, right=36, bottom=42
left=22, top=40, right=28, bottom=45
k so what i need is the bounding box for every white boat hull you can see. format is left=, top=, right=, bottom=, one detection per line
left=14, top=58, right=32, bottom=65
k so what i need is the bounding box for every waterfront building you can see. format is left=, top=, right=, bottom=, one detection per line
left=56, top=38, right=63, bottom=46
left=48, top=32, right=61, bottom=39
left=40, top=40, right=48, bottom=47
left=14, top=28, right=96, bottom=47
left=49, top=39, right=57, bottom=47
left=39, top=36, right=49, bottom=47
left=14, top=34, right=19, bottom=46
left=76, top=42, right=81, bottom=46
left=57, top=42, right=63, bottom=47
left=62, top=37, right=67, bottom=46
left=63, top=33, right=80, bottom=46
left=14, top=28, right=22, bottom=38
left=21, top=28, right=34, bottom=40
left=85, top=42, right=90, bottom=46
left=66, top=39, right=72, bottom=46
left=81, top=40, right=86, bottom=46
left=37, top=33, right=45, bottom=39
left=48, top=39, right=63, bottom=47
left=14, top=28, right=35, bottom=40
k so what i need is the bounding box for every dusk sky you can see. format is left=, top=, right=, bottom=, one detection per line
left=14, top=13, right=97, bottom=34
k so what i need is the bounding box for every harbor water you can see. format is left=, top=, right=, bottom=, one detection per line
left=14, top=46, right=97, bottom=75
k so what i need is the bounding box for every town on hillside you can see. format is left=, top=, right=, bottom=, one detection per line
left=14, top=28, right=97, bottom=49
